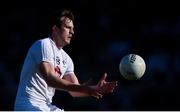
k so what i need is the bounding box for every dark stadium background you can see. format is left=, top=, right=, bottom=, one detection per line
left=0, top=0, right=180, bottom=111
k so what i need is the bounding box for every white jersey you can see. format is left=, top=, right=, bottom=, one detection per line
left=14, top=37, right=74, bottom=111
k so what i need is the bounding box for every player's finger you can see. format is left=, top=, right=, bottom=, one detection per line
left=105, top=82, right=118, bottom=93
left=110, top=88, right=114, bottom=93
left=93, top=92, right=103, bottom=99
left=100, top=72, right=107, bottom=81
left=107, top=81, right=118, bottom=87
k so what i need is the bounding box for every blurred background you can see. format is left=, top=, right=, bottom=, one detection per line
left=0, top=0, right=180, bottom=111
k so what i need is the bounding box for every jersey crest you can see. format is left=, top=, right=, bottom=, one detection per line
left=56, top=56, right=60, bottom=65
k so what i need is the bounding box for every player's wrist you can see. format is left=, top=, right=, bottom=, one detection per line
left=89, top=85, right=97, bottom=90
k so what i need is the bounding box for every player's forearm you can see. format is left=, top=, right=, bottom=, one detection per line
left=69, top=86, right=97, bottom=97
left=69, top=91, right=89, bottom=97
left=46, top=73, right=92, bottom=93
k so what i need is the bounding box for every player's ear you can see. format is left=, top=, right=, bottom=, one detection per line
left=52, top=25, right=61, bottom=32
left=52, top=25, right=56, bottom=31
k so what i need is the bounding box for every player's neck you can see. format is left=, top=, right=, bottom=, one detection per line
left=51, top=34, right=63, bottom=50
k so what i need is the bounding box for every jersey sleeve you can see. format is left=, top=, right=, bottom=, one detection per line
left=31, top=39, right=54, bottom=65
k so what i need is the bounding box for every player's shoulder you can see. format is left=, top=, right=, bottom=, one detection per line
left=33, top=37, right=51, bottom=45
left=61, top=49, right=72, bottom=60
left=37, top=37, right=51, bottom=44
left=30, top=37, right=50, bottom=49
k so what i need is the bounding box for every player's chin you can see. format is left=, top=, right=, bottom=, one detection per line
left=65, top=40, right=71, bottom=45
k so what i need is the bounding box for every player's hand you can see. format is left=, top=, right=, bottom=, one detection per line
left=85, top=86, right=103, bottom=99
left=96, top=73, right=118, bottom=94
left=89, top=88, right=103, bottom=99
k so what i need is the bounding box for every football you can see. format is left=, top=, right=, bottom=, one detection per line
left=119, top=54, right=146, bottom=80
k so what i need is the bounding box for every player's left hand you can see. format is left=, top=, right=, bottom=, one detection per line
left=96, top=73, right=118, bottom=94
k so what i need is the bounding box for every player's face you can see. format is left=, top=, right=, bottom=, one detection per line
left=58, top=17, right=74, bottom=46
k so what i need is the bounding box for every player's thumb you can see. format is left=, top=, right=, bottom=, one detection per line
left=100, top=72, right=107, bottom=81
left=97, top=73, right=107, bottom=89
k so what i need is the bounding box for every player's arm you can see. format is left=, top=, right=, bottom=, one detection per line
left=38, top=61, right=103, bottom=99
left=63, top=72, right=118, bottom=97
left=63, top=73, right=94, bottom=97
